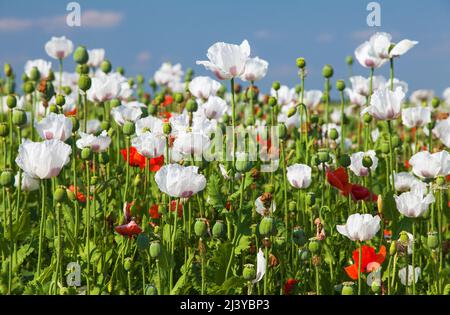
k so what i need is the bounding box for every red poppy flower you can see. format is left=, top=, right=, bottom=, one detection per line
left=160, top=111, right=172, bottom=121
left=163, top=95, right=173, bottom=106
left=326, top=167, right=352, bottom=196
left=404, top=159, right=410, bottom=169
left=350, top=184, right=378, bottom=202
left=149, top=155, right=164, bottom=172
left=68, top=185, right=86, bottom=203
left=121, top=146, right=146, bottom=169
left=149, top=201, right=183, bottom=218
left=284, top=278, right=298, bottom=295
left=64, top=108, right=77, bottom=117
left=344, top=245, right=386, bottom=280
left=114, top=220, right=142, bottom=237
left=149, top=204, right=160, bottom=219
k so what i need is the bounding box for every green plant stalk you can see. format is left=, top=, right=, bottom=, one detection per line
left=37, top=179, right=47, bottom=276
left=390, top=59, right=394, bottom=91
left=124, top=136, right=130, bottom=204
left=59, top=59, right=63, bottom=94
left=55, top=202, right=62, bottom=294
left=412, top=220, right=416, bottom=295
left=387, top=120, right=395, bottom=190
left=281, top=141, right=289, bottom=232
left=7, top=190, right=12, bottom=294
left=85, top=160, right=91, bottom=295
left=8, top=109, right=13, bottom=167
left=339, top=90, right=345, bottom=154
left=230, top=78, right=237, bottom=170
left=83, top=93, right=88, bottom=133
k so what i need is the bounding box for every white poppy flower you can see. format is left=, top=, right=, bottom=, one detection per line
left=131, top=132, right=165, bottom=158
left=409, top=150, right=450, bottom=179
left=24, top=59, right=52, bottom=79
left=196, top=40, right=251, bottom=80
left=35, top=113, right=73, bottom=141
left=394, top=182, right=435, bottom=218
left=410, top=89, right=434, bottom=106
left=303, top=90, right=323, bottom=109
left=14, top=172, right=40, bottom=192
left=200, top=96, right=228, bottom=120
left=361, top=86, right=404, bottom=120
left=188, top=76, right=221, bottom=100
left=15, top=139, right=72, bottom=179
left=86, top=119, right=102, bottom=134
left=173, top=131, right=211, bottom=158
left=76, top=130, right=111, bottom=153
left=354, top=41, right=387, bottom=69
left=271, top=85, right=295, bottom=106
left=154, top=62, right=184, bottom=86
left=155, top=164, right=206, bottom=198
left=336, top=213, right=381, bottom=242
left=345, top=88, right=366, bottom=107
left=252, top=248, right=267, bottom=284
left=349, top=150, right=378, bottom=177
left=393, top=172, right=426, bottom=192
left=398, top=265, right=421, bottom=286
left=286, top=164, right=312, bottom=189
left=135, top=116, right=164, bottom=136
left=44, top=36, right=73, bottom=60
left=87, top=74, right=121, bottom=103
left=402, top=106, right=431, bottom=128
left=111, top=103, right=143, bottom=126
left=87, top=49, right=105, bottom=68
left=240, top=56, right=269, bottom=82
left=255, top=196, right=276, bottom=216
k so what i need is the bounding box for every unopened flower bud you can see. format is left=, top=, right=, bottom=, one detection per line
left=336, top=80, right=346, bottom=92
left=427, top=231, right=439, bottom=249
left=389, top=241, right=397, bottom=256
left=317, top=149, right=330, bottom=164
left=13, top=109, right=27, bottom=126
left=54, top=186, right=67, bottom=202
left=116, top=66, right=124, bottom=75
left=341, top=282, right=354, bottom=295
left=124, top=257, right=132, bottom=271
left=259, top=217, right=275, bottom=237
left=431, top=97, right=440, bottom=109
left=268, top=96, right=277, bottom=107
left=329, top=128, right=339, bottom=140
left=76, top=64, right=89, bottom=75
left=243, top=264, right=256, bottom=281
left=73, top=46, right=89, bottom=64
left=345, top=56, right=354, bottom=66
left=78, top=75, right=91, bottom=91
left=81, top=147, right=93, bottom=160
left=278, top=123, right=288, bottom=140
left=101, top=60, right=112, bottom=74
left=363, top=113, right=372, bottom=124
left=186, top=99, right=198, bottom=112
left=4, top=63, right=13, bottom=77
left=194, top=218, right=207, bottom=238
left=381, top=142, right=390, bottom=154
left=144, top=284, right=158, bottom=295
left=308, top=237, right=321, bottom=254
left=123, top=121, right=135, bottom=135
left=212, top=220, right=226, bottom=239
left=150, top=241, right=161, bottom=258
left=23, top=81, right=35, bottom=94
left=287, top=106, right=297, bottom=118
left=29, top=67, right=40, bottom=81
left=362, top=155, right=373, bottom=168
left=0, top=169, right=14, bottom=188
left=6, top=95, right=16, bottom=109
left=296, top=57, right=306, bottom=69
left=322, top=64, right=334, bottom=78
left=163, top=122, right=172, bottom=135
left=272, top=81, right=280, bottom=91
left=55, top=94, right=65, bottom=106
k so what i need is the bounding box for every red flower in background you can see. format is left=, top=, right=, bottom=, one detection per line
left=149, top=155, right=164, bottom=172
left=149, top=204, right=160, bottom=219
left=284, top=279, right=298, bottom=295
left=149, top=200, right=183, bottom=219
left=115, top=221, right=142, bottom=237
left=64, top=108, right=77, bottom=117
left=344, top=245, right=386, bottom=280
left=327, top=167, right=377, bottom=202
left=163, top=95, right=173, bottom=106
left=351, top=184, right=378, bottom=202
left=68, top=185, right=86, bottom=203
left=121, top=146, right=164, bottom=171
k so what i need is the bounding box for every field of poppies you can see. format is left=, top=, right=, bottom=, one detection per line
left=0, top=32, right=449, bottom=296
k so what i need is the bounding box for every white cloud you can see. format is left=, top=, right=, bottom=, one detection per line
left=137, top=51, right=151, bottom=63
left=0, top=10, right=123, bottom=32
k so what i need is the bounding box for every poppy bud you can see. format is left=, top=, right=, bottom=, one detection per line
left=116, top=66, right=125, bottom=75
left=132, top=174, right=141, bottom=187
left=161, top=122, right=171, bottom=135
left=23, top=81, right=35, bottom=94
left=0, top=123, right=9, bottom=137
left=73, top=46, right=89, bottom=64
left=296, top=57, right=306, bottom=69
left=308, top=238, right=321, bottom=254
left=288, top=201, right=297, bottom=212
left=322, top=64, right=334, bottom=78
left=78, top=75, right=91, bottom=92
left=75, top=64, right=89, bottom=75
left=306, top=192, right=316, bottom=206
left=362, top=155, right=373, bottom=168
left=148, top=104, right=157, bottom=115
left=245, top=116, right=255, bottom=126
left=278, top=123, right=288, bottom=140
left=194, top=219, right=207, bottom=238
left=101, top=60, right=112, bottom=74
left=144, top=284, right=158, bottom=295
left=13, top=109, right=27, bottom=126
left=212, top=220, right=226, bottom=239
left=287, top=106, right=297, bottom=118
left=436, top=176, right=445, bottom=186
left=128, top=78, right=135, bottom=88
left=338, top=154, right=351, bottom=168
left=381, top=142, right=390, bottom=154
left=268, top=96, right=277, bottom=107
left=6, top=95, right=16, bottom=109
left=123, top=121, right=135, bottom=135
left=4, top=63, right=12, bottom=77
left=81, top=147, right=93, bottom=160
left=54, top=186, right=67, bottom=202
left=272, top=81, right=280, bottom=91
left=4, top=81, right=15, bottom=94
left=0, top=169, right=14, bottom=188
left=389, top=240, right=397, bottom=256
left=137, top=233, right=150, bottom=251
left=55, top=94, right=65, bottom=107
left=341, top=282, right=354, bottom=295
left=363, top=112, right=372, bottom=124
left=399, top=231, right=409, bottom=244
left=329, top=128, right=339, bottom=140
left=293, top=227, right=306, bottom=246
left=317, top=149, right=330, bottom=164
left=336, top=80, right=345, bottom=92
left=259, top=217, right=275, bottom=237
left=100, top=120, right=110, bottom=131
left=67, top=188, right=76, bottom=201
left=346, top=56, right=354, bottom=66
left=371, top=281, right=381, bottom=294
left=377, top=195, right=383, bottom=214
left=431, top=97, right=440, bottom=109
left=243, top=264, right=256, bottom=281
left=298, top=248, right=310, bottom=261
left=48, top=104, right=58, bottom=114
left=392, top=135, right=401, bottom=148
left=124, top=258, right=132, bottom=271
left=150, top=241, right=161, bottom=258
left=427, top=231, right=439, bottom=249
left=186, top=99, right=198, bottom=112
left=110, top=98, right=120, bottom=108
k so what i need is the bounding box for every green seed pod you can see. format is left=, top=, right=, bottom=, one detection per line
left=322, top=64, right=334, bottom=78
left=6, top=95, right=17, bottom=109
left=427, top=231, right=439, bottom=249
left=212, top=220, right=226, bottom=239
left=341, top=282, right=354, bottom=295
left=78, top=75, right=92, bottom=92
left=245, top=115, right=255, bottom=126
left=101, top=60, right=112, bottom=74
left=296, top=57, right=306, bottom=69
left=242, top=264, right=256, bottom=281
left=29, top=67, right=40, bottom=81
left=55, top=94, right=65, bottom=106
left=186, top=99, right=198, bottom=112
left=336, top=80, right=346, bottom=92
left=235, top=158, right=252, bottom=173
left=124, top=258, right=132, bottom=272
left=149, top=241, right=161, bottom=258
left=148, top=104, right=157, bottom=115
left=0, top=169, right=14, bottom=188
left=268, top=96, right=277, bottom=107
left=392, top=135, right=401, bottom=148
left=278, top=123, right=288, bottom=140
left=306, top=192, right=316, bottom=206
left=346, top=56, right=354, bottom=66
left=73, top=46, right=89, bottom=64
left=49, top=104, right=58, bottom=114
left=338, top=154, right=351, bottom=168
left=110, top=98, right=121, bottom=108
left=66, top=188, right=76, bottom=201
left=293, top=227, right=306, bottom=246
left=308, top=238, right=321, bottom=254
left=288, top=201, right=297, bottom=212
left=272, top=81, right=280, bottom=91
left=63, top=86, right=72, bottom=96
left=399, top=231, right=409, bottom=244
left=363, top=112, right=372, bottom=124
left=116, top=66, right=124, bottom=75
left=259, top=217, right=275, bottom=237
left=436, top=176, right=445, bottom=186
left=23, top=81, right=35, bottom=94
left=54, top=186, right=67, bottom=202
left=174, top=93, right=184, bottom=103
left=317, top=149, right=330, bottom=164
left=13, top=109, right=27, bottom=126
left=128, top=78, right=135, bottom=87
left=76, top=64, right=89, bottom=75
left=287, top=106, right=297, bottom=118
left=137, top=233, right=150, bottom=251
left=81, top=147, right=93, bottom=160
left=362, top=155, right=373, bottom=168
left=144, top=284, right=158, bottom=295
left=163, top=122, right=172, bottom=135
left=123, top=121, right=135, bottom=135
left=431, top=97, right=440, bottom=109
left=0, top=123, right=9, bottom=137
left=194, top=219, right=207, bottom=238
left=381, top=142, right=390, bottom=154
left=4, top=63, right=13, bottom=77
left=329, top=128, right=339, bottom=140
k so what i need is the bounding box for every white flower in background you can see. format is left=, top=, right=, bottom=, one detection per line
left=429, top=117, right=450, bottom=148
left=54, top=72, right=79, bottom=91
left=45, top=36, right=73, bottom=60
left=401, top=106, right=431, bottom=128
left=76, top=130, right=111, bottom=153
left=219, top=164, right=231, bottom=180
left=394, top=182, right=435, bottom=218
left=196, top=40, right=250, bottom=80
left=131, top=132, right=166, bottom=158
left=362, top=86, right=404, bottom=120
left=25, top=59, right=52, bottom=79
left=398, top=265, right=421, bottom=286
left=371, top=128, right=380, bottom=142
left=86, top=119, right=101, bottom=134
left=200, top=96, right=228, bottom=120
left=155, top=164, right=206, bottom=198
left=35, top=113, right=73, bottom=141
left=173, top=131, right=211, bottom=158
left=278, top=104, right=300, bottom=130
left=15, top=172, right=40, bottom=192
left=154, top=62, right=184, bottom=86
left=303, top=90, right=323, bottom=109
left=271, top=85, right=294, bottom=106
left=393, top=172, right=426, bottom=192
left=336, top=213, right=380, bottom=242
left=443, top=88, right=450, bottom=105
left=409, top=150, right=450, bottom=179
left=252, top=249, right=267, bottom=284
left=189, top=76, right=221, bottom=100
left=349, top=150, right=378, bottom=176
left=87, top=49, right=105, bottom=68
left=170, top=113, right=217, bottom=136
left=287, top=164, right=312, bottom=189
left=111, top=102, right=144, bottom=126
left=366, top=268, right=382, bottom=287
left=135, top=116, right=164, bottom=136
left=255, top=195, right=276, bottom=216
left=355, top=40, right=387, bottom=69
left=88, top=74, right=121, bottom=103
left=385, top=78, right=408, bottom=95
left=349, top=75, right=386, bottom=97
left=240, top=56, right=268, bottom=82
left=15, top=139, right=72, bottom=179
left=410, top=89, right=434, bottom=106
left=368, top=32, right=418, bottom=59
left=345, top=88, right=366, bottom=107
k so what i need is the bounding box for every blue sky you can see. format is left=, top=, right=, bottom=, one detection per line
left=1, top=0, right=450, bottom=97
